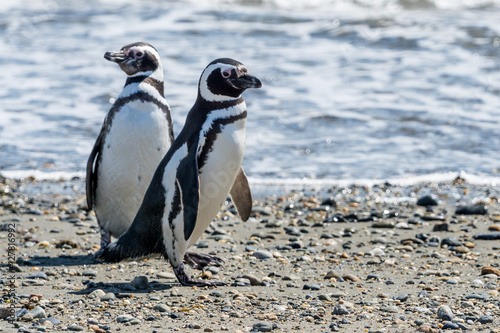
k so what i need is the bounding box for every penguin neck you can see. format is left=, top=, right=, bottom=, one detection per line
left=124, top=74, right=164, bottom=98
left=195, top=94, right=244, bottom=113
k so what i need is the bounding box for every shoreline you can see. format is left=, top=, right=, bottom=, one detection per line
left=0, top=176, right=499, bottom=332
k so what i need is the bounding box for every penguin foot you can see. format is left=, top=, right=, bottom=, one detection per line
left=94, top=230, right=112, bottom=259
left=174, top=264, right=226, bottom=287
left=184, top=251, right=224, bottom=270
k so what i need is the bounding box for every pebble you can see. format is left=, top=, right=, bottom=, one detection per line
left=252, top=250, right=273, bottom=260
left=473, top=232, right=500, bottom=240
left=25, top=272, right=48, bottom=280
left=241, top=274, right=261, bottom=286
left=332, top=304, right=349, bottom=315
left=416, top=195, right=439, bottom=206
left=342, top=274, right=360, bottom=282
left=380, top=305, right=399, bottom=313
left=441, top=322, right=459, bottom=329
left=130, top=276, right=149, bottom=289
left=68, top=324, right=84, bottom=331
left=481, top=266, right=500, bottom=276
left=437, top=305, right=454, bottom=321
left=446, top=278, right=458, bottom=284
left=440, top=237, right=461, bottom=247
left=116, top=314, right=135, bottom=323
left=100, top=293, right=116, bottom=301
left=82, top=269, right=97, bottom=277
left=252, top=322, right=275, bottom=332
left=153, top=304, right=170, bottom=312
left=456, top=204, right=487, bottom=215
left=89, top=289, right=106, bottom=299
left=26, top=306, right=46, bottom=319
left=324, top=270, right=340, bottom=279
left=477, top=315, right=493, bottom=324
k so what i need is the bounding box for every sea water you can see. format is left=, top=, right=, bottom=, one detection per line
left=2, top=0, right=500, bottom=186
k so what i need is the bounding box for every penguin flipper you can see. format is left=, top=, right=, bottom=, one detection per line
left=229, top=167, right=252, bottom=221
left=86, top=131, right=104, bottom=210
left=176, top=147, right=200, bottom=241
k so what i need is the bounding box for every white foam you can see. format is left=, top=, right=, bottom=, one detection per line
left=0, top=170, right=85, bottom=181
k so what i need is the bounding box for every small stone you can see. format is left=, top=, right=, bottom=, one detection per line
left=477, top=315, right=493, bottom=324
left=116, top=314, right=135, bottom=323
left=25, top=272, right=48, bottom=280
left=488, top=224, right=500, bottom=231
left=446, top=278, right=458, bottom=285
left=89, top=289, right=106, bottom=299
left=9, top=263, right=23, bottom=272
left=332, top=304, right=349, bottom=315
left=474, top=232, right=500, bottom=240
left=441, top=237, right=461, bottom=247
left=26, top=306, right=46, bottom=319
left=252, top=322, right=274, bottom=332
left=481, top=266, right=500, bottom=276
left=82, top=269, right=97, bottom=277
left=441, top=322, right=459, bottom=329
left=371, top=222, right=395, bottom=229
left=252, top=250, right=273, bottom=260
left=342, top=274, right=360, bottom=282
left=432, top=223, right=449, bottom=232
left=395, top=294, right=409, bottom=302
left=456, top=205, right=487, bottom=215
left=417, top=195, right=439, bottom=206
left=453, top=246, right=469, bottom=253
left=68, top=324, right=84, bottom=331
left=130, top=276, right=149, bottom=289
left=369, top=247, right=385, bottom=256
left=100, top=293, right=116, bottom=301
left=380, top=305, right=399, bottom=313
left=153, top=304, right=170, bottom=313
left=318, top=294, right=331, bottom=301
left=416, top=324, right=435, bottom=333
left=437, top=305, right=454, bottom=321
left=241, top=274, right=261, bottom=286
left=324, top=270, right=340, bottom=279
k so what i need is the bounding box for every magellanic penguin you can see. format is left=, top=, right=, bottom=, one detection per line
left=86, top=42, right=174, bottom=255
left=97, top=58, right=261, bottom=286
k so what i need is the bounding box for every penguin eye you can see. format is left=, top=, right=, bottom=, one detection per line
left=221, top=69, right=232, bottom=78
left=135, top=51, right=143, bottom=58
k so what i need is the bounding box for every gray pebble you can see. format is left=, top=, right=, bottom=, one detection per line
left=241, top=274, right=261, bottom=286
left=153, top=304, right=170, bottom=313
left=26, top=306, right=46, bottom=319
left=441, top=237, right=462, bottom=247
left=473, top=232, right=500, bottom=240
left=252, top=321, right=275, bottom=332
left=100, top=292, right=116, bottom=301
left=332, top=304, right=349, bottom=315
left=130, top=276, right=149, bottom=290
left=416, top=195, right=439, bottom=206
left=442, top=322, right=459, bottom=329
left=25, top=272, right=48, bottom=280
left=252, top=250, right=273, bottom=260
left=380, top=305, right=399, bottom=313
left=116, top=314, right=135, bottom=323
left=68, top=324, right=84, bottom=331
left=446, top=278, right=458, bottom=285
left=82, top=269, right=97, bottom=277
left=437, top=305, right=454, bottom=321
left=477, top=315, right=493, bottom=324
left=157, top=272, right=176, bottom=279
left=395, top=293, right=409, bottom=302
left=89, top=289, right=106, bottom=299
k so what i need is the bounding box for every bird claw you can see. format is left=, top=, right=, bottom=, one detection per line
left=174, top=264, right=226, bottom=287
left=183, top=251, right=224, bottom=270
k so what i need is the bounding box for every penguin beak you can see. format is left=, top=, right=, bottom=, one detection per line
left=231, top=74, right=262, bottom=89
left=104, top=50, right=128, bottom=63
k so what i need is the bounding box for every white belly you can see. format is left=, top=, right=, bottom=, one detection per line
left=95, top=101, right=172, bottom=237
left=187, top=118, right=246, bottom=248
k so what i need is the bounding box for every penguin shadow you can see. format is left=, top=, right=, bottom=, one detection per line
left=1, top=254, right=98, bottom=269
left=70, top=280, right=176, bottom=296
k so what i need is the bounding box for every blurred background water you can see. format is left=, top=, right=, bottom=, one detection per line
left=2, top=0, right=500, bottom=184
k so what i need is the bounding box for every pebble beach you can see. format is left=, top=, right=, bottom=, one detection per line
left=0, top=176, right=499, bottom=333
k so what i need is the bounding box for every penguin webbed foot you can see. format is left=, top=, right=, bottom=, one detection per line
left=173, top=264, right=226, bottom=287
left=184, top=251, right=224, bottom=270
left=94, top=230, right=112, bottom=259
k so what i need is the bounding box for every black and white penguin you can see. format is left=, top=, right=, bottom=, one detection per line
left=97, top=58, right=261, bottom=286
left=86, top=42, right=174, bottom=254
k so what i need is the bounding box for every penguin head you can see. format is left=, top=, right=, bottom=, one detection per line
left=104, top=42, right=163, bottom=78
left=199, top=58, right=262, bottom=102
